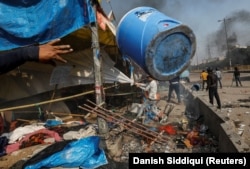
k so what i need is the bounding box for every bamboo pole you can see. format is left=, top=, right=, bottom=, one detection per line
left=79, top=99, right=170, bottom=144
left=79, top=105, right=167, bottom=144
left=0, top=85, right=114, bottom=112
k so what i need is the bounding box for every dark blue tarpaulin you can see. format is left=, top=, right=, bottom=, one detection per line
left=0, top=0, right=96, bottom=51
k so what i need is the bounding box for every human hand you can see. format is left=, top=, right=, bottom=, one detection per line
left=38, top=39, right=73, bottom=65
left=135, top=83, right=140, bottom=87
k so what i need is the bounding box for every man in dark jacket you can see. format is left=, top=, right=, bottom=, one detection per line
left=0, top=39, right=73, bottom=74
left=233, top=66, right=243, bottom=87
left=206, top=68, right=221, bottom=109
left=167, top=76, right=181, bottom=104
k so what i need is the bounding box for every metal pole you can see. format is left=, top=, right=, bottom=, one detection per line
left=223, top=18, right=231, bottom=69
left=90, top=0, right=109, bottom=137
left=219, top=18, right=231, bottom=69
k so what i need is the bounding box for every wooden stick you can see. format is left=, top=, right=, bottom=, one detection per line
left=17, top=119, right=32, bottom=123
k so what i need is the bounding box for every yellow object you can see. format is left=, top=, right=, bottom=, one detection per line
left=72, top=27, right=116, bottom=46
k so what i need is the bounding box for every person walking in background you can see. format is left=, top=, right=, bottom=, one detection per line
left=206, top=68, right=221, bottom=109
left=167, top=76, right=181, bottom=104
left=233, top=67, right=243, bottom=87
left=200, top=70, right=208, bottom=90
left=215, top=67, right=222, bottom=88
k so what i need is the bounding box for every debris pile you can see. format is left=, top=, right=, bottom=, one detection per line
left=0, top=98, right=220, bottom=168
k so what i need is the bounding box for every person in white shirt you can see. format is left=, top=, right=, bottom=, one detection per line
left=215, top=67, right=222, bottom=88
left=135, top=75, right=160, bottom=120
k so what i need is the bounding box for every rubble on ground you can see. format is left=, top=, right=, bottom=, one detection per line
left=0, top=97, right=219, bottom=168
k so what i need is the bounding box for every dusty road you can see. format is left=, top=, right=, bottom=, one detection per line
left=188, top=71, right=250, bottom=105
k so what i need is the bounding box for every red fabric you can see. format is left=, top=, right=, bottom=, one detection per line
left=159, top=125, right=176, bottom=135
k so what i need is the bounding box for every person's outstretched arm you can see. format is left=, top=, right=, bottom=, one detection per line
left=0, top=45, right=39, bottom=74
left=0, top=39, right=73, bottom=74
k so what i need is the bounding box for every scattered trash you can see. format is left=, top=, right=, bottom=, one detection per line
left=45, top=119, right=63, bottom=127
left=191, top=83, right=200, bottom=91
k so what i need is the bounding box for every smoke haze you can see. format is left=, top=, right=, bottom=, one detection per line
left=101, top=0, right=250, bottom=64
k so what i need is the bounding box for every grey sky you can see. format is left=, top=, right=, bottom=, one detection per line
left=101, top=0, right=250, bottom=65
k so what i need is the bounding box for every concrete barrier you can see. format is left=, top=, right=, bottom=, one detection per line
left=183, top=84, right=248, bottom=152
